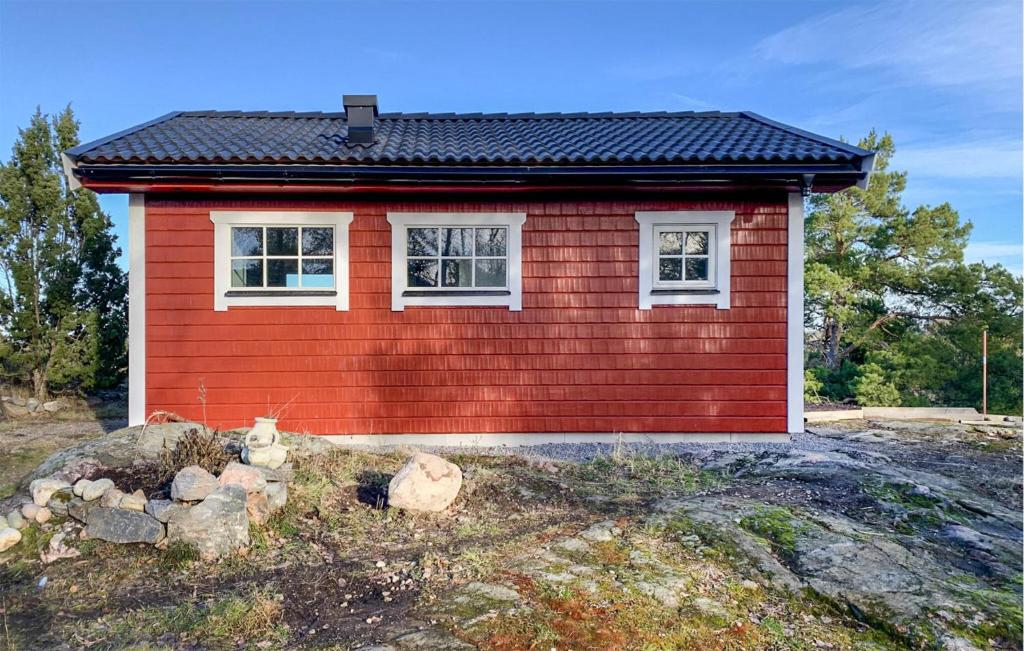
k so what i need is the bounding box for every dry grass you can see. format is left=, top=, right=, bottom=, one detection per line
left=158, top=426, right=233, bottom=481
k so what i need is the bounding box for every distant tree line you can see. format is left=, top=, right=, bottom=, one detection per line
left=804, top=132, right=1023, bottom=414
left=0, top=107, right=127, bottom=399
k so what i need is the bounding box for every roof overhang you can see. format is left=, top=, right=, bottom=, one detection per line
left=66, top=161, right=873, bottom=195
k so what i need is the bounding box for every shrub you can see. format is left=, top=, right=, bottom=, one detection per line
left=852, top=363, right=901, bottom=407
left=159, top=427, right=233, bottom=481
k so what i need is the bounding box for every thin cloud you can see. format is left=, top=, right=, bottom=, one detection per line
left=753, top=1, right=1021, bottom=92
left=891, top=141, right=1023, bottom=179
left=964, top=241, right=1023, bottom=272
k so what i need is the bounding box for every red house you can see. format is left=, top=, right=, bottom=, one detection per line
left=63, top=96, right=874, bottom=444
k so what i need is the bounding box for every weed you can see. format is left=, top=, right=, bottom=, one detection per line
left=158, top=427, right=233, bottom=481
left=159, top=541, right=200, bottom=572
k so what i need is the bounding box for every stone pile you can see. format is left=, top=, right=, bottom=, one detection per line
left=1, top=395, right=65, bottom=416
left=1, top=459, right=292, bottom=559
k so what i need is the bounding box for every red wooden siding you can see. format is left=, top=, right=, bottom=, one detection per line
left=144, top=196, right=789, bottom=435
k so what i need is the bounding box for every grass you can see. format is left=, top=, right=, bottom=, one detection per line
left=97, top=589, right=286, bottom=650
left=738, top=506, right=806, bottom=558
left=568, top=452, right=721, bottom=498
left=159, top=541, right=200, bottom=572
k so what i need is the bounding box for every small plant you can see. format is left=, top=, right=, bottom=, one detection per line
left=159, top=427, right=233, bottom=482
left=160, top=541, right=200, bottom=571
left=739, top=507, right=805, bottom=558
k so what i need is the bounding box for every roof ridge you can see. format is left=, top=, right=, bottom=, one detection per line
left=174, top=109, right=741, bottom=120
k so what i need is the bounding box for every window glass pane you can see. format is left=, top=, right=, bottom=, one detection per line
left=407, top=259, right=438, bottom=287
left=231, top=227, right=263, bottom=257
left=685, top=231, right=709, bottom=255
left=685, top=258, right=709, bottom=281
left=267, top=227, right=298, bottom=256
left=658, top=258, right=683, bottom=281
left=302, top=228, right=333, bottom=256
left=441, top=259, right=472, bottom=287
left=441, top=228, right=473, bottom=256
left=231, top=259, right=263, bottom=287
left=659, top=232, right=683, bottom=255
left=267, top=259, right=299, bottom=287
left=302, top=259, right=334, bottom=288
left=474, top=259, right=507, bottom=287
left=475, top=228, right=507, bottom=256
left=407, top=228, right=438, bottom=256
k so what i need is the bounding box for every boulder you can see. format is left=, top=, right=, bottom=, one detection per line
left=387, top=453, right=463, bottom=513
left=42, top=400, right=64, bottom=413
left=30, top=477, right=72, bottom=506
left=136, top=422, right=206, bottom=459
left=145, top=499, right=188, bottom=523
left=67, top=497, right=100, bottom=523
left=73, top=479, right=91, bottom=497
left=86, top=507, right=165, bottom=544
left=47, top=488, right=74, bottom=517
left=100, top=487, right=126, bottom=509
left=21, top=503, right=40, bottom=520
left=265, top=482, right=288, bottom=511
left=0, top=528, right=21, bottom=552
left=120, top=490, right=147, bottom=512
left=171, top=466, right=219, bottom=502
left=0, top=515, right=6, bottom=530
left=40, top=531, right=80, bottom=563
left=34, top=507, right=52, bottom=524
left=82, top=478, right=114, bottom=501
left=218, top=462, right=267, bottom=494
left=246, top=491, right=271, bottom=525
left=253, top=463, right=294, bottom=484
left=166, top=484, right=249, bottom=559
left=6, top=511, right=26, bottom=530
left=26, top=398, right=39, bottom=412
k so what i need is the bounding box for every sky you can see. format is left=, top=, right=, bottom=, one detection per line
left=1, top=0, right=1021, bottom=273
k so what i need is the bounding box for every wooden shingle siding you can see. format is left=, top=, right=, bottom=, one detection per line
left=145, top=196, right=788, bottom=435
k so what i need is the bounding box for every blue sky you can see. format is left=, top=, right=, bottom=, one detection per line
left=1, top=0, right=1021, bottom=273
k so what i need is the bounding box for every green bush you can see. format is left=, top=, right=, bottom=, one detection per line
left=852, top=363, right=901, bottom=407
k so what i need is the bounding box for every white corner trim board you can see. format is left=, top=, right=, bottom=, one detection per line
left=386, top=212, right=527, bottom=311
left=128, top=194, right=146, bottom=427
left=209, top=211, right=354, bottom=311
left=634, top=211, right=735, bottom=310
left=787, top=193, right=805, bottom=434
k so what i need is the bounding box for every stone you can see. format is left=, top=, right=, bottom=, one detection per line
left=691, top=596, right=731, bottom=619
left=42, top=400, right=64, bottom=413
left=579, top=521, right=621, bottom=542
left=47, top=488, right=74, bottom=517
left=67, top=498, right=99, bottom=523
left=6, top=511, right=27, bottom=530
left=145, top=499, right=188, bottom=523
left=30, top=477, right=72, bottom=506
left=219, top=462, right=267, bottom=494
left=246, top=491, right=271, bottom=525
left=40, top=531, right=80, bottom=563
left=458, top=582, right=521, bottom=603
left=171, top=466, right=219, bottom=502
left=120, top=490, right=147, bottom=512
left=136, top=422, right=206, bottom=459
left=50, top=457, right=103, bottom=485
left=34, top=507, right=53, bottom=524
left=265, top=482, right=288, bottom=511
left=0, top=515, right=6, bottom=530
left=86, top=507, right=165, bottom=544
left=73, top=479, right=92, bottom=497
left=387, top=453, right=463, bottom=513
left=21, top=503, right=40, bottom=520
left=26, top=398, right=39, bottom=412
left=0, top=528, right=22, bottom=552
left=166, top=484, right=249, bottom=559
left=100, top=488, right=126, bottom=508
left=555, top=537, right=591, bottom=553
left=82, top=478, right=114, bottom=501
left=253, top=463, right=294, bottom=483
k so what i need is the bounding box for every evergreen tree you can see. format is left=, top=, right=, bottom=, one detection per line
left=0, top=106, right=127, bottom=398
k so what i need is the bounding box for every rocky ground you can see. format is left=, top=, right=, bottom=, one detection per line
left=0, top=413, right=1020, bottom=650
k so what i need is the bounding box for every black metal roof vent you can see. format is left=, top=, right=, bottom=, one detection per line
left=343, top=94, right=378, bottom=146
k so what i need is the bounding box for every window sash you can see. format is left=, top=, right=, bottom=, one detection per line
left=652, top=224, right=716, bottom=289
left=405, top=226, right=509, bottom=290
left=229, top=225, right=335, bottom=290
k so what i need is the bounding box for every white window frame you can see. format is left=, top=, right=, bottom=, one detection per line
left=635, top=210, right=735, bottom=310
left=387, top=212, right=526, bottom=311
left=651, top=224, right=717, bottom=290
left=210, top=211, right=353, bottom=311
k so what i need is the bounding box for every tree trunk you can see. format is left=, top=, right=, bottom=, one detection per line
left=32, top=368, right=48, bottom=401
left=823, top=317, right=843, bottom=370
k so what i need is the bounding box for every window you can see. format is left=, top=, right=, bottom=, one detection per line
left=635, top=211, right=735, bottom=310
left=210, top=211, right=353, bottom=311
left=229, top=226, right=335, bottom=289
left=387, top=213, right=526, bottom=311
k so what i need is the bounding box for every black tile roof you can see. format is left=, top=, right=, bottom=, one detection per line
left=67, top=110, right=871, bottom=167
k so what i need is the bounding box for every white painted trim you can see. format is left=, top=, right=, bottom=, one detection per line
left=322, top=432, right=791, bottom=447
left=634, top=211, right=735, bottom=310
left=128, top=194, right=146, bottom=427
left=787, top=193, right=805, bottom=434
left=209, top=211, right=353, bottom=311
left=386, top=212, right=526, bottom=311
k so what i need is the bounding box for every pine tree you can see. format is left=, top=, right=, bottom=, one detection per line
left=0, top=106, right=127, bottom=398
